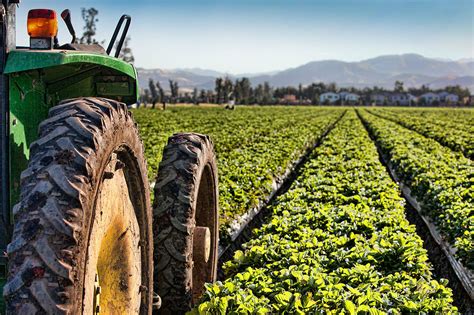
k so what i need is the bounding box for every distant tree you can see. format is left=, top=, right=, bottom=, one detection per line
left=118, top=36, right=134, bottom=63
left=199, top=89, right=207, bottom=103
left=234, top=78, right=251, bottom=104
left=273, top=86, right=298, bottom=104
left=80, top=8, right=100, bottom=44
left=298, top=83, right=303, bottom=103
left=215, top=78, right=224, bottom=104
left=148, top=79, right=158, bottom=109
left=174, top=81, right=179, bottom=101
left=420, top=84, right=431, bottom=93
left=193, top=88, right=199, bottom=105
left=394, top=80, right=404, bottom=93
left=263, top=81, right=272, bottom=104
left=233, top=79, right=242, bottom=103
left=327, top=82, right=337, bottom=92
left=372, top=85, right=384, bottom=94
left=156, top=81, right=166, bottom=110
left=254, top=84, right=264, bottom=104
left=142, top=88, right=151, bottom=106
left=206, top=90, right=214, bottom=104
left=305, top=83, right=322, bottom=105
left=183, top=92, right=190, bottom=102
left=169, top=80, right=179, bottom=103
left=443, top=85, right=470, bottom=98
left=223, top=77, right=233, bottom=103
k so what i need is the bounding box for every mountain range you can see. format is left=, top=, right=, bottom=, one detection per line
left=137, top=54, right=474, bottom=92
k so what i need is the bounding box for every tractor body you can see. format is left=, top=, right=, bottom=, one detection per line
left=6, top=50, right=139, bottom=212
left=0, top=1, right=138, bottom=311
left=0, top=2, right=219, bottom=313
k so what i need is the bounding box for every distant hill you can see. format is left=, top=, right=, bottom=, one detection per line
left=137, top=68, right=216, bottom=91
left=426, top=75, right=474, bottom=90
left=137, top=54, right=474, bottom=92
left=358, top=54, right=473, bottom=77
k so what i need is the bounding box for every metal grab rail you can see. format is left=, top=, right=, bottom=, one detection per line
left=106, top=14, right=131, bottom=58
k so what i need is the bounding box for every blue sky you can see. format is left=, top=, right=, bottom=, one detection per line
left=16, top=0, right=474, bottom=73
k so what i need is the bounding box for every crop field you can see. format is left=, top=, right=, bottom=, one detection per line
left=132, top=107, right=344, bottom=242
left=132, top=106, right=473, bottom=312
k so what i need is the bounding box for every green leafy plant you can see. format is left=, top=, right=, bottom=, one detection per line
left=360, top=109, right=473, bottom=270
left=132, top=106, right=343, bottom=243
left=191, top=111, right=456, bottom=314
left=368, top=108, right=474, bottom=158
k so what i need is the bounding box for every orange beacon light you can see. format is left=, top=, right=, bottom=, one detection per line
left=27, top=9, right=58, bottom=49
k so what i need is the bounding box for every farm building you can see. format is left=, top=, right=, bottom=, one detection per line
left=463, top=96, right=473, bottom=106
left=320, top=92, right=340, bottom=104
left=438, top=92, right=459, bottom=104
left=340, top=92, right=360, bottom=104
left=370, top=93, right=388, bottom=105
left=389, top=93, right=416, bottom=106
left=283, top=94, right=297, bottom=103
left=444, top=94, right=459, bottom=104
left=420, top=92, right=440, bottom=105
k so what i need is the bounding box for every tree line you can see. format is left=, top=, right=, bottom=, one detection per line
left=140, top=77, right=472, bottom=106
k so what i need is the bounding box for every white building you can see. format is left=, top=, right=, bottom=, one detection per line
left=370, top=94, right=388, bottom=105
left=408, top=94, right=417, bottom=103
left=438, top=91, right=450, bottom=100
left=388, top=93, right=417, bottom=106
left=320, top=92, right=340, bottom=104
left=389, top=93, right=410, bottom=106
left=340, top=92, right=360, bottom=104
left=438, top=92, right=459, bottom=104
left=420, top=92, right=440, bottom=105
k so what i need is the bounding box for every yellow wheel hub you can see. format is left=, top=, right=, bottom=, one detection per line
left=83, top=157, right=142, bottom=314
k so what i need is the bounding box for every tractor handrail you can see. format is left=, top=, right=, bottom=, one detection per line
left=106, top=14, right=131, bottom=58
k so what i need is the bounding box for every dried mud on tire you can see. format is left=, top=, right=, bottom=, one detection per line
left=3, top=98, right=153, bottom=314
left=153, top=133, right=219, bottom=314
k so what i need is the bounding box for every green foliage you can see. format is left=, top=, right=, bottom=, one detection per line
left=192, top=111, right=456, bottom=313
left=360, top=109, right=474, bottom=269
left=80, top=7, right=100, bottom=45
left=369, top=108, right=474, bottom=158
left=132, top=106, right=343, bottom=242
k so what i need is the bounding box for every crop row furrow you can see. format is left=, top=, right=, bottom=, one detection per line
left=132, top=107, right=343, bottom=242
left=358, top=109, right=473, bottom=272
left=368, top=109, right=474, bottom=159
left=193, top=110, right=456, bottom=314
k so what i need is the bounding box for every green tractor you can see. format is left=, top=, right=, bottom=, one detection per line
left=0, top=1, right=219, bottom=314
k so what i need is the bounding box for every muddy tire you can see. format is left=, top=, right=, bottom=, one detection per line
left=3, top=98, right=153, bottom=314
left=153, top=133, right=219, bottom=314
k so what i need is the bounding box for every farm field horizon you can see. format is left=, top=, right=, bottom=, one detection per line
left=132, top=105, right=473, bottom=312
left=1, top=0, right=472, bottom=313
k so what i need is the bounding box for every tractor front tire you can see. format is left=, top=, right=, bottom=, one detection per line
left=153, top=133, right=219, bottom=314
left=3, top=98, right=153, bottom=314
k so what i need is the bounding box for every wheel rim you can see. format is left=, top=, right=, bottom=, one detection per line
left=192, top=163, right=218, bottom=303
left=83, top=155, right=142, bottom=314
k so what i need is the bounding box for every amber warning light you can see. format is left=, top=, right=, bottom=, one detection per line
left=27, top=9, right=58, bottom=49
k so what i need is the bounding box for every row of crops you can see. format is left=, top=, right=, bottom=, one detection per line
left=193, top=111, right=457, bottom=313
left=133, top=105, right=472, bottom=312
left=367, top=108, right=474, bottom=159
left=132, top=106, right=343, bottom=242
left=359, top=110, right=473, bottom=270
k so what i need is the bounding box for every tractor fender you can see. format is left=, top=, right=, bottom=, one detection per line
left=4, top=49, right=139, bottom=104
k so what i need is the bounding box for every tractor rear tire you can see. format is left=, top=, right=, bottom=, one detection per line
left=153, top=133, right=219, bottom=314
left=3, top=98, right=153, bottom=314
